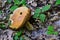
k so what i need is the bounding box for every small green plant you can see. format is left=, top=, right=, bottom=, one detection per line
left=13, top=28, right=24, bottom=40
left=55, top=0, right=60, bottom=6
left=54, top=31, right=58, bottom=35
left=33, top=5, right=51, bottom=22
left=33, top=8, right=41, bottom=18
left=13, top=35, right=19, bottom=40
left=47, top=25, right=54, bottom=31
left=14, top=0, right=20, bottom=5
left=14, top=0, right=26, bottom=5
left=39, top=14, right=46, bottom=22
left=0, top=23, right=6, bottom=29
left=10, top=5, right=18, bottom=12
left=46, top=25, right=58, bottom=35
left=42, top=5, right=51, bottom=12
left=33, top=0, right=60, bottom=22
left=10, top=0, right=26, bottom=12
left=47, top=31, right=53, bottom=35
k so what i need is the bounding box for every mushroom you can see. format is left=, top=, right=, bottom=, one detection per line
left=9, top=6, right=33, bottom=30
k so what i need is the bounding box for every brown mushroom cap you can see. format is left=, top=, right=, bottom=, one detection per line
left=10, top=6, right=31, bottom=30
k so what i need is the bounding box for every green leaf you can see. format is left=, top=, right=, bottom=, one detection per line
left=47, top=31, right=53, bottom=35
left=54, top=31, right=58, bottom=35
left=13, top=36, right=19, bottom=40
left=20, top=0, right=26, bottom=5
left=10, top=5, right=18, bottom=12
left=33, top=12, right=39, bottom=18
left=39, top=14, right=46, bottom=22
left=15, top=31, right=22, bottom=37
left=13, top=28, right=24, bottom=40
left=14, top=0, right=26, bottom=5
left=14, top=0, right=20, bottom=5
left=33, top=8, right=41, bottom=18
left=48, top=25, right=54, bottom=31
left=0, top=23, right=6, bottom=29
left=0, top=11, right=2, bottom=14
left=20, top=37, right=24, bottom=40
left=7, top=0, right=12, bottom=3
left=42, top=5, right=51, bottom=12
left=55, top=0, right=60, bottom=5
left=15, top=28, right=24, bottom=37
